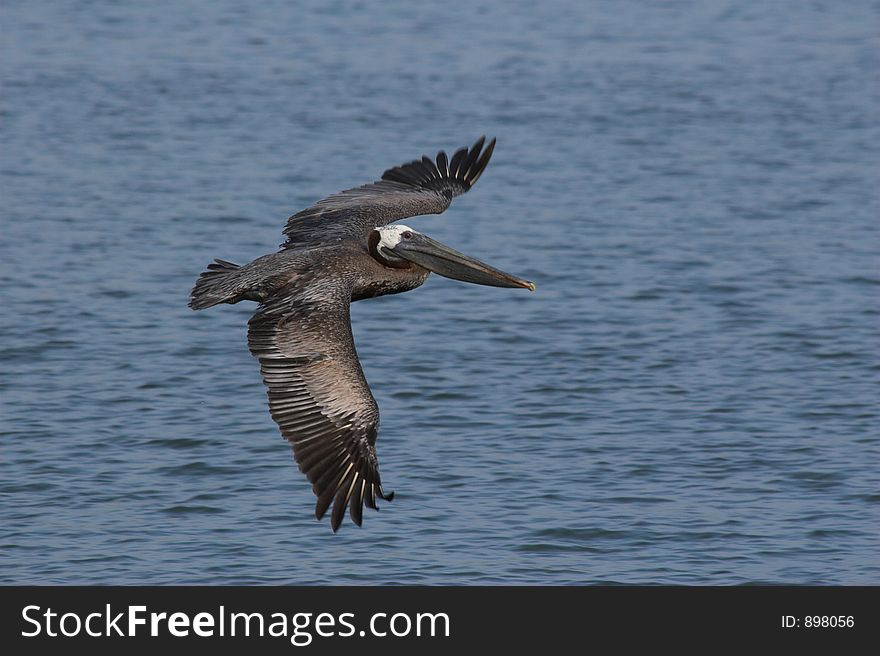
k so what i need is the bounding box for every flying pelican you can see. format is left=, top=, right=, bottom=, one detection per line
left=189, top=136, right=534, bottom=531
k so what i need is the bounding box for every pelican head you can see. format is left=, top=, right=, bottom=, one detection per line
left=371, top=224, right=535, bottom=291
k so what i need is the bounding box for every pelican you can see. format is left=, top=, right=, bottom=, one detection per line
left=189, top=137, right=534, bottom=531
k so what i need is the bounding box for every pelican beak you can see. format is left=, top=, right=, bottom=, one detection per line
left=390, top=233, right=535, bottom=291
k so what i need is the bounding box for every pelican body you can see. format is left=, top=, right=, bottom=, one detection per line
left=190, top=137, right=534, bottom=531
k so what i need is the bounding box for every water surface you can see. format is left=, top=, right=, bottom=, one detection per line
left=1, top=0, right=878, bottom=584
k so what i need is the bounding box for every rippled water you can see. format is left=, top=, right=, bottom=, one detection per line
left=2, top=1, right=878, bottom=584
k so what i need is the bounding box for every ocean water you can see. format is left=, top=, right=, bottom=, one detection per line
left=1, top=0, right=878, bottom=584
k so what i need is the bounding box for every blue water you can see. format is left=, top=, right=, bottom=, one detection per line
left=2, top=0, right=878, bottom=584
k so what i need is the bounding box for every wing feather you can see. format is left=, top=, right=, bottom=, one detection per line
left=247, top=275, right=392, bottom=532
left=281, top=136, right=496, bottom=248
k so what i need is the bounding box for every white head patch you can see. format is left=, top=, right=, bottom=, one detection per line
left=376, top=224, right=416, bottom=252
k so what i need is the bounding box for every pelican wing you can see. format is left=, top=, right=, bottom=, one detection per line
left=247, top=274, right=392, bottom=532
left=281, top=136, right=496, bottom=248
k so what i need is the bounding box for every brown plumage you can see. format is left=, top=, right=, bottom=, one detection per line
left=189, top=137, right=534, bottom=531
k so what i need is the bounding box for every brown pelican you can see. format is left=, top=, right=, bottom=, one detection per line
left=189, top=136, right=534, bottom=531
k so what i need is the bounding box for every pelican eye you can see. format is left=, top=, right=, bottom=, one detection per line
left=402, top=231, right=413, bottom=240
